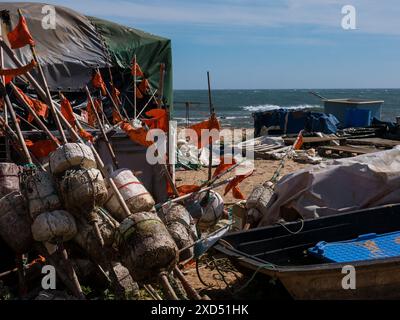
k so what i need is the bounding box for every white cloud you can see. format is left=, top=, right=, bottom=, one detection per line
left=10, top=0, right=400, bottom=36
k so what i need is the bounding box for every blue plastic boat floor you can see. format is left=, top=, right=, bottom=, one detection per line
left=308, top=231, right=400, bottom=263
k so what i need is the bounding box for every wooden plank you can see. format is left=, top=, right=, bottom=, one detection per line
left=284, top=134, right=376, bottom=145
left=347, top=137, right=400, bottom=148
left=318, top=145, right=377, bottom=155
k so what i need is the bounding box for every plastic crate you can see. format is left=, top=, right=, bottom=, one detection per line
left=308, top=231, right=400, bottom=263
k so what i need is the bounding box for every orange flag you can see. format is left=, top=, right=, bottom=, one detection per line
left=86, top=99, right=102, bottom=127
left=15, top=87, right=48, bottom=122
left=92, top=70, right=107, bottom=96
left=188, top=113, right=220, bottom=148
left=131, top=58, right=144, bottom=77
left=7, top=16, right=35, bottom=49
left=138, top=79, right=150, bottom=96
left=143, top=109, right=168, bottom=132
left=120, top=121, right=152, bottom=147
left=60, top=96, right=76, bottom=128
left=26, top=139, right=58, bottom=159
left=213, top=156, right=236, bottom=178
left=0, top=59, right=36, bottom=81
left=224, top=172, right=252, bottom=200
left=168, top=184, right=201, bottom=197
left=112, top=109, right=123, bottom=124
left=293, top=130, right=304, bottom=150
left=111, top=85, right=121, bottom=106
left=79, top=128, right=93, bottom=143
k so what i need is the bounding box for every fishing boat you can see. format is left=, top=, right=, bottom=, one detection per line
left=214, top=203, right=400, bottom=299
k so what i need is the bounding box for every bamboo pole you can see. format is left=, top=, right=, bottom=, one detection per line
left=157, top=63, right=165, bottom=108
left=133, top=55, right=137, bottom=119
left=174, top=266, right=202, bottom=300
left=85, top=86, right=119, bottom=169
left=0, top=116, right=46, bottom=171
left=0, top=82, right=32, bottom=163
left=206, top=71, right=214, bottom=184
left=17, top=9, right=67, bottom=144
left=0, top=22, right=10, bottom=161
left=9, top=82, right=60, bottom=146
left=159, top=273, right=179, bottom=300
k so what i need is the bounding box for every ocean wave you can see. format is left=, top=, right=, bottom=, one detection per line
left=242, top=104, right=322, bottom=112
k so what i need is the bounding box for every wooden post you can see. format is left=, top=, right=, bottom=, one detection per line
left=133, top=55, right=137, bottom=119
left=206, top=72, right=214, bottom=187
left=17, top=9, right=68, bottom=144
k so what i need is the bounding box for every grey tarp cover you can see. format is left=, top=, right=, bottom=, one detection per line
left=0, top=2, right=173, bottom=109
left=258, top=146, right=400, bottom=226
left=0, top=2, right=110, bottom=90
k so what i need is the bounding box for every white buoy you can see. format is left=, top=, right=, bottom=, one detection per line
left=49, top=143, right=96, bottom=175
left=104, top=169, right=155, bottom=221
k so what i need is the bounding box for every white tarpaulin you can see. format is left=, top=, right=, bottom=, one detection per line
left=258, top=146, right=400, bottom=227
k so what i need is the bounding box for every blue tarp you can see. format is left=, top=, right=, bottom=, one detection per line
left=253, top=109, right=339, bottom=136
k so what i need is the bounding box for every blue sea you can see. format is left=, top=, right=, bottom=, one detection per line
left=173, top=89, right=400, bottom=128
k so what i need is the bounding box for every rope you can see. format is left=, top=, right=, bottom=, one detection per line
left=277, top=218, right=305, bottom=235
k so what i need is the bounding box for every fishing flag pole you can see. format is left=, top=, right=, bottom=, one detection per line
left=16, top=9, right=68, bottom=144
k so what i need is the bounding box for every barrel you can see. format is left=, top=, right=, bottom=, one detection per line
left=0, top=163, right=20, bottom=198
left=49, top=143, right=96, bottom=175
left=118, top=212, right=178, bottom=283
left=104, top=169, right=155, bottom=221
left=31, top=210, right=77, bottom=243
left=60, top=168, right=108, bottom=214
left=0, top=191, right=33, bottom=253
left=24, top=170, right=61, bottom=219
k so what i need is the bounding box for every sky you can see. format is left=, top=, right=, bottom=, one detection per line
left=8, top=0, right=400, bottom=89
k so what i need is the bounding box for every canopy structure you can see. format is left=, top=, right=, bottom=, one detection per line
left=0, top=2, right=173, bottom=110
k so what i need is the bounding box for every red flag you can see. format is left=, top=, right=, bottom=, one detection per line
left=120, top=121, right=152, bottom=147
left=293, top=130, right=304, bottom=150
left=86, top=98, right=102, bottom=127
left=131, top=58, right=144, bottom=77
left=111, top=85, right=121, bottom=106
left=15, top=87, right=48, bottom=122
left=79, top=128, right=93, bottom=143
left=60, top=96, right=76, bottom=128
left=7, top=16, right=35, bottom=49
left=213, top=156, right=236, bottom=178
left=0, top=59, right=37, bottom=83
left=188, top=113, right=220, bottom=148
left=138, top=79, right=150, bottom=96
left=26, top=139, right=58, bottom=159
left=224, top=172, right=252, bottom=200
left=168, top=184, right=201, bottom=197
left=92, top=70, right=107, bottom=96
left=143, top=109, right=168, bottom=132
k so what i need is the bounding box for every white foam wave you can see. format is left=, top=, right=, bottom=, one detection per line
left=242, top=104, right=322, bottom=112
